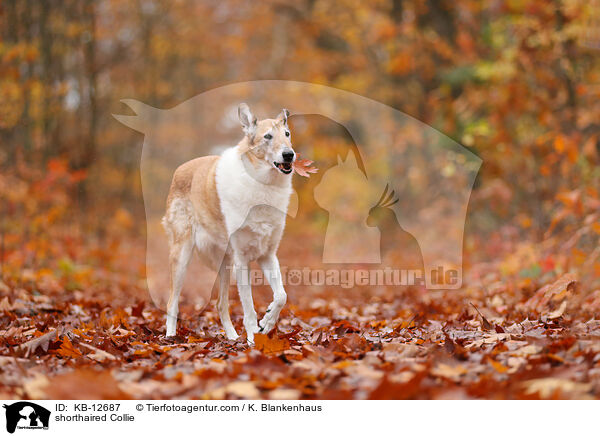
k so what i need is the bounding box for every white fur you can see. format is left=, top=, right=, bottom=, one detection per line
left=164, top=104, right=294, bottom=344
left=214, top=147, right=292, bottom=343
left=216, top=147, right=292, bottom=236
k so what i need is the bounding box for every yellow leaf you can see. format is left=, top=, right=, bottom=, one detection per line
left=488, top=357, right=509, bottom=373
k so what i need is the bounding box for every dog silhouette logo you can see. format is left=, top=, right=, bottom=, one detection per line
left=3, top=402, right=50, bottom=433
left=114, top=79, right=481, bottom=316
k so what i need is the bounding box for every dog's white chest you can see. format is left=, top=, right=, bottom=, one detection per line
left=215, top=148, right=291, bottom=261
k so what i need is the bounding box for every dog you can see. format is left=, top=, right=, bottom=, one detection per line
left=161, top=103, right=295, bottom=344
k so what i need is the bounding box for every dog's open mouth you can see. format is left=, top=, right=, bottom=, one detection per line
left=274, top=162, right=293, bottom=174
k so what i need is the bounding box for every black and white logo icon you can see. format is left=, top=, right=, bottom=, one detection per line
left=3, top=402, right=50, bottom=434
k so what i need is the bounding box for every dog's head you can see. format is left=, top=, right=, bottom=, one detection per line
left=238, top=103, right=295, bottom=175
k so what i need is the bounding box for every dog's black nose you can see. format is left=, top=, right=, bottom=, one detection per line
left=282, top=149, right=295, bottom=162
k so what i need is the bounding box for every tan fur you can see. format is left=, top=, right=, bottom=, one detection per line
left=166, top=156, right=225, bottom=236
left=238, top=117, right=289, bottom=161
left=162, top=156, right=229, bottom=337
left=163, top=105, right=294, bottom=341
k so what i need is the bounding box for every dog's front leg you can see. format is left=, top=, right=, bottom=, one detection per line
left=166, top=238, right=194, bottom=337
left=258, top=254, right=287, bottom=334
left=234, top=259, right=260, bottom=344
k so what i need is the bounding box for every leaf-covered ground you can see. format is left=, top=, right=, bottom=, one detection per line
left=1, top=236, right=600, bottom=400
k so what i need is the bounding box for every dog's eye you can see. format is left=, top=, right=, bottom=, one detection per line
left=285, top=131, right=290, bottom=137
left=264, top=133, right=273, bottom=140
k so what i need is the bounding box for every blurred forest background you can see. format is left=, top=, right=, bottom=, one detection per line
left=2, top=0, right=599, bottom=278
left=1, top=0, right=600, bottom=399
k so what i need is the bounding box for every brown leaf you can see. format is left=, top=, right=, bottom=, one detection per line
left=131, top=300, right=146, bottom=317
left=20, top=330, right=58, bottom=357
left=470, top=302, right=493, bottom=330
left=368, top=372, right=426, bottom=400
left=547, top=300, right=567, bottom=319
left=78, top=342, right=117, bottom=362
left=444, top=333, right=468, bottom=360
left=43, top=369, right=131, bottom=400
left=292, top=155, right=318, bottom=178
left=524, top=274, right=578, bottom=312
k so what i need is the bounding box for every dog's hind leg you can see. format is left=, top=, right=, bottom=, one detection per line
left=217, top=260, right=239, bottom=340
left=165, top=236, right=194, bottom=337
left=258, top=254, right=287, bottom=333
left=233, top=257, right=259, bottom=345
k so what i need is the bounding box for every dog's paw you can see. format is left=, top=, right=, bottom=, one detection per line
left=259, top=315, right=276, bottom=334
left=165, top=324, right=177, bottom=337
left=225, top=331, right=240, bottom=341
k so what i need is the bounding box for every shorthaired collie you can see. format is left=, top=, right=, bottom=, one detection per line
left=162, top=103, right=294, bottom=344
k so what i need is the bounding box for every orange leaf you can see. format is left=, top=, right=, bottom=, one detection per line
left=554, top=135, right=566, bottom=153
left=254, top=333, right=290, bottom=354
left=57, top=335, right=82, bottom=358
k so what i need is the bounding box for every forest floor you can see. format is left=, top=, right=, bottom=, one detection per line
left=1, top=234, right=600, bottom=400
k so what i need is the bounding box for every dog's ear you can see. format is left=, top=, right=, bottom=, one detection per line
left=276, top=108, right=290, bottom=125
left=238, top=103, right=257, bottom=137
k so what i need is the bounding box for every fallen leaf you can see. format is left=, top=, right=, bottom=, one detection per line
left=43, top=369, right=131, bottom=400
left=268, top=388, right=301, bottom=400
left=368, top=372, right=426, bottom=400
left=0, top=297, right=13, bottom=311
left=470, top=302, right=493, bottom=330
left=79, top=342, right=116, bottom=361
left=487, top=356, right=509, bottom=373
left=512, top=344, right=542, bottom=356
left=522, top=378, right=592, bottom=399
left=254, top=333, right=291, bottom=354
left=431, top=363, right=468, bottom=380
left=547, top=300, right=567, bottom=319
left=225, top=381, right=260, bottom=399
left=524, top=274, right=578, bottom=312
left=20, top=330, right=58, bottom=357
left=23, top=374, right=50, bottom=400
left=56, top=335, right=83, bottom=358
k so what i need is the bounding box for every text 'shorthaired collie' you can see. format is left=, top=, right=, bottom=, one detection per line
left=162, top=103, right=295, bottom=344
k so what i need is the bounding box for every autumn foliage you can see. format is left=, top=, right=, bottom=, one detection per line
left=1, top=0, right=600, bottom=399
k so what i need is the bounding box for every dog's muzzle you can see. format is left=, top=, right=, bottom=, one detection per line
left=274, top=148, right=295, bottom=174
left=274, top=161, right=293, bottom=174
